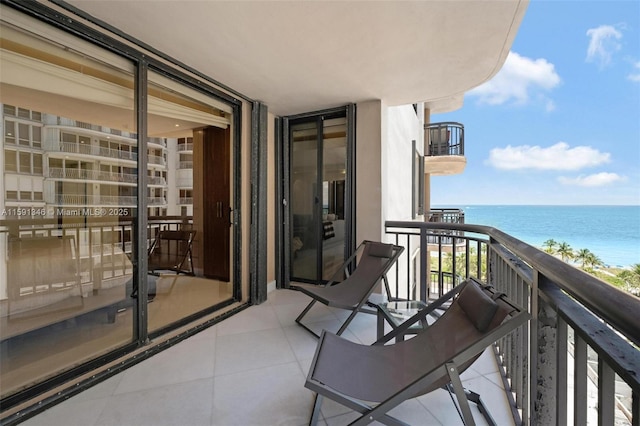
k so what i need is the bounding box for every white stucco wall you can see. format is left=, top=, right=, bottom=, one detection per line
left=383, top=104, right=424, bottom=299
left=384, top=104, right=423, bottom=224
left=356, top=101, right=424, bottom=299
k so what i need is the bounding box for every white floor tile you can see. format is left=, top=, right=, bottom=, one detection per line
left=212, top=362, right=314, bottom=426
left=214, top=328, right=295, bottom=376
left=216, top=304, right=281, bottom=336
left=95, top=378, right=214, bottom=426
left=20, top=289, right=516, bottom=426
left=114, top=336, right=216, bottom=394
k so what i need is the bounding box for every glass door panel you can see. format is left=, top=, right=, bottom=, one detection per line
left=290, top=121, right=319, bottom=281
left=146, top=72, right=235, bottom=334
left=321, top=117, right=347, bottom=281
left=289, top=115, right=347, bottom=283
left=0, top=17, right=135, bottom=399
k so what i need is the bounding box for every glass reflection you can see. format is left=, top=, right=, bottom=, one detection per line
left=0, top=18, right=135, bottom=399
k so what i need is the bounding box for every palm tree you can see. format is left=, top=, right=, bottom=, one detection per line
left=556, top=242, right=573, bottom=262
left=617, top=264, right=640, bottom=295
left=543, top=239, right=558, bottom=254
left=586, top=253, right=603, bottom=270
left=575, top=248, right=592, bottom=268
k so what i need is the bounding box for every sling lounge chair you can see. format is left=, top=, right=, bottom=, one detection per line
left=304, top=278, right=530, bottom=426
left=290, top=240, right=404, bottom=338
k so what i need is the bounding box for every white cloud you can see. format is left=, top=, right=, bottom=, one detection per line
left=586, top=25, right=623, bottom=67
left=545, top=99, right=556, bottom=112
left=486, top=142, right=611, bottom=171
left=469, top=51, right=561, bottom=107
left=558, top=173, right=626, bottom=187
left=628, top=61, right=640, bottom=82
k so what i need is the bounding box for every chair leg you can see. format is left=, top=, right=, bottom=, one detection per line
left=336, top=308, right=359, bottom=336
left=309, top=394, right=323, bottom=426
left=445, top=362, right=476, bottom=426
left=464, top=389, right=497, bottom=426
left=295, top=299, right=321, bottom=338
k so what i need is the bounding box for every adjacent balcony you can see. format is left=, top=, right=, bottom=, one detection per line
left=48, top=167, right=138, bottom=185
left=424, top=122, right=466, bottom=175
left=177, top=142, right=194, bottom=152
left=46, top=141, right=138, bottom=163
left=43, top=194, right=166, bottom=206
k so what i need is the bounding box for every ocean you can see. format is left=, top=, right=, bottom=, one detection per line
left=438, top=205, right=640, bottom=268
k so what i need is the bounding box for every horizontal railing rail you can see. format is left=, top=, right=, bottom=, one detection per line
left=385, top=220, right=640, bottom=426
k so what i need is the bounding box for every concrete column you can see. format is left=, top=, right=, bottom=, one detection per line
left=533, top=295, right=558, bottom=424
left=423, top=106, right=431, bottom=217
left=355, top=100, right=384, bottom=243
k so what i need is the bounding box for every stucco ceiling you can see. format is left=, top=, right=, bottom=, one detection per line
left=63, top=0, right=528, bottom=116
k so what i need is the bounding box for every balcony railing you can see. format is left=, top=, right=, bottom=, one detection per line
left=148, top=154, right=166, bottom=166
left=48, top=167, right=138, bottom=184
left=43, top=194, right=166, bottom=206
left=428, top=208, right=465, bottom=224
left=424, top=122, right=464, bottom=156
left=385, top=220, right=640, bottom=425
left=46, top=141, right=138, bottom=162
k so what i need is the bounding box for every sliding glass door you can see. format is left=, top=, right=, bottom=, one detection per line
left=289, top=112, right=350, bottom=283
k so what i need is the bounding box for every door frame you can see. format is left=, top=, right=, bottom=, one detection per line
left=276, top=105, right=356, bottom=288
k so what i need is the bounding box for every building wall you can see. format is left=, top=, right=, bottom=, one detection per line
left=384, top=104, right=424, bottom=223
left=355, top=100, right=383, bottom=244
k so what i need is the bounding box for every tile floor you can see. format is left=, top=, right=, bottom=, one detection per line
left=21, top=289, right=515, bottom=426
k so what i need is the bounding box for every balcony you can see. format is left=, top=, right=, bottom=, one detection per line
left=177, top=142, right=194, bottom=152
left=48, top=168, right=138, bottom=185
left=45, top=141, right=138, bottom=162
left=4, top=221, right=638, bottom=425
left=424, top=122, right=466, bottom=175
left=43, top=194, right=165, bottom=206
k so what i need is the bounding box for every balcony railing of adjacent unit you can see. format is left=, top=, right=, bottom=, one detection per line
left=47, top=141, right=138, bottom=162
left=48, top=168, right=138, bottom=184
left=426, top=208, right=465, bottom=246
left=148, top=155, right=166, bottom=166
left=179, top=197, right=193, bottom=205
left=428, top=208, right=465, bottom=224
left=148, top=137, right=166, bottom=147
left=43, top=195, right=166, bottom=206
left=147, top=176, right=167, bottom=186
left=424, top=122, right=464, bottom=156
left=177, top=143, right=194, bottom=152
left=385, top=221, right=640, bottom=426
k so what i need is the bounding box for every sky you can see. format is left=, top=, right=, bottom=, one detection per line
left=431, top=0, right=640, bottom=206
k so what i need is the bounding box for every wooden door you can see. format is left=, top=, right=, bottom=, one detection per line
left=203, top=126, right=231, bottom=281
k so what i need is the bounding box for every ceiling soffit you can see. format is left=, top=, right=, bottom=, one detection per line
left=62, top=1, right=528, bottom=115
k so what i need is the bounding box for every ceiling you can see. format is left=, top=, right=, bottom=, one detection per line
left=60, top=1, right=527, bottom=116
